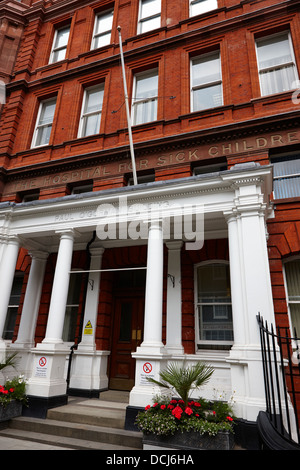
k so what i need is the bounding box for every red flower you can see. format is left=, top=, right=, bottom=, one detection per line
left=170, top=399, right=177, bottom=404
left=152, top=402, right=158, bottom=407
left=167, top=404, right=174, bottom=410
left=9, top=388, right=15, bottom=393
left=160, top=405, right=166, bottom=410
left=226, top=416, right=233, bottom=421
left=178, top=400, right=184, bottom=404
left=172, top=406, right=183, bottom=419
left=185, top=407, right=193, bottom=416
left=194, top=402, right=201, bottom=407
left=145, top=405, right=151, bottom=410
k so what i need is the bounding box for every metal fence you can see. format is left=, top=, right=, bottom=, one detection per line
left=257, top=314, right=300, bottom=447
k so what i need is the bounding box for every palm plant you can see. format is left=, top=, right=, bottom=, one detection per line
left=147, top=361, right=214, bottom=407
left=0, top=352, right=18, bottom=371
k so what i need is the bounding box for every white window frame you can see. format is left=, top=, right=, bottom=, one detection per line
left=138, top=0, right=161, bottom=34
left=189, top=0, right=218, bottom=17
left=78, top=84, right=104, bottom=138
left=91, top=10, right=113, bottom=50
left=132, top=69, right=158, bottom=125
left=31, top=98, right=57, bottom=148
left=49, top=25, right=70, bottom=64
left=271, top=152, right=300, bottom=200
left=194, top=261, right=233, bottom=349
left=256, top=31, right=299, bottom=97
left=190, top=51, right=223, bottom=112
left=283, top=257, right=300, bottom=343
left=63, top=271, right=83, bottom=344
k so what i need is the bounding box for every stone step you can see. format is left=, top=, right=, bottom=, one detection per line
left=1, top=415, right=143, bottom=450
left=47, top=401, right=126, bottom=429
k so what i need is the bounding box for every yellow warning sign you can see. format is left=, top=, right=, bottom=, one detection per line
left=84, top=321, right=93, bottom=335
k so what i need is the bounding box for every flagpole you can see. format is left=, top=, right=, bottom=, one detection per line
left=117, top=26, right=138, bottom=186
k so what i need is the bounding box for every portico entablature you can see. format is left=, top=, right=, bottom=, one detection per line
left=0, top=163, right=274, bottom=251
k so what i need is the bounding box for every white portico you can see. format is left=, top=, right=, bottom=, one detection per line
left=0, top=162, right=275, bottom=423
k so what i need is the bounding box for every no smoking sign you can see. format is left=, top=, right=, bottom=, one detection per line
left=143, top=362, right=152, bottom=374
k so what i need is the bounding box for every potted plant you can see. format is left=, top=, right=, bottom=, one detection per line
left=0, top=353, right=28, bottom=422
left=135, top=362, right=235, bottom=450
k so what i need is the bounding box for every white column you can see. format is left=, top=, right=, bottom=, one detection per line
left=140, top=220, right=164, bottom=352
left=14, top=251, right=48, bottom=348
left=70, top=246, right=110, bottom=394
left=166, top=241, right=184, bottom=355
left=42, top=230, right=74, bottom=345
left=77, top=246, right=104, bottom=352
left=27, top=230, right=75, bottom=398
left=0, top=236, right=20, bottom=343
left=224, top=187, right=276, bottom=422
left=130, top=220, right=169, bottom=408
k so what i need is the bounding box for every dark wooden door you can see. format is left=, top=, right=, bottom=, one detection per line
left=109, top=296, right=144, bottom=390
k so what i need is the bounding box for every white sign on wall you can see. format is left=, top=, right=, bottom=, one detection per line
left=34, top=356, right=48, bottom=378
left=140, top=361, right=155, bottom=386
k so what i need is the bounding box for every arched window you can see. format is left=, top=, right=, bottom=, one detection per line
left=195, top=262, right=233, bottom=349
left=284, top=259, right=300, bottom=335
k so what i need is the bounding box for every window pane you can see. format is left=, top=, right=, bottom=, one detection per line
left=257, top=35, right=292, bottom=69
left=35, top=125, right=52, bottom=147
left=197, top=264, right=231, bottom=303
left=52, top=48, right=67, bottom=63
left=93, top=11, right=113, bottom=48
left=140, top=16, right=160, bottom=34
left=140, top=0, right=160, bottom=18
left=55, top=27, right=70, bottom=49
left=273, top=157, right=300, bottom=199
left=83, top=113, right=101, bottom=136
left=95, top=11, right=113, bottom=34
left=198, top=305, right=233, bottom=341
left=192, top=54, right=221, bottom=87
left=197, top=263, right=233, bottom=343
left=134, top=98, right=157, bottom=124
left=136, top=72, right=158, bottom=99
left=85, top=88, right=104, bottom=114
left=191, top=0, right=218, bottom=16
left=39, top=100, right=56, bottom=125
left=193, top=83, right=222, bottom=110
left=133, top=70, right=158, bottom=124
left=260, top=65, right=296, bottom=95
left=63, top=273, right=82, bottom=342
left=285, top=260, right=300, bottom=335
left=3, top=275, right=24, bottom=340
left=93, top=32, right=111, bottom=49
left=285, top=260, right=300, bottom=301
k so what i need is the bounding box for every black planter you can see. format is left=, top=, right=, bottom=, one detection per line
left=143, top=430, right=234, bottom=450
left=0, top=401, right=22, bottom=422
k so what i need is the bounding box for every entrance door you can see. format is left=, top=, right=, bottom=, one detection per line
left=109, top=296, right=144, bottom=390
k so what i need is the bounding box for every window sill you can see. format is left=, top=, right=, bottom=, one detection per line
left=197, top=343, right=232, bottom=351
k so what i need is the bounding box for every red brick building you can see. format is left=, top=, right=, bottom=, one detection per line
left=1, top=0, right=300, bottom=449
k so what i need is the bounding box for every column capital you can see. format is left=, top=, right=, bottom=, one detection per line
left=89, top=246, right=105, bottom=257
left=55, top=228, right=78, bottom=241
left=166, top=241, right=183, bottom=251
left=28, top=250, right=49, bottom=261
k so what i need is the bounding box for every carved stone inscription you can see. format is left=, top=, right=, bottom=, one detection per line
left=4, top=130, right=299, bottom=195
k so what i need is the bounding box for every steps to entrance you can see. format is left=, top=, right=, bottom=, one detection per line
left=0, top=391, right=143, bottom=450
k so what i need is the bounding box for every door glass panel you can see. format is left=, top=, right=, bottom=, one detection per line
left=119, top=302, right=132, bottom=341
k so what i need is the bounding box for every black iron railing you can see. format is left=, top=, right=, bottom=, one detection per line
left=257, top=314, right=300, bottom=446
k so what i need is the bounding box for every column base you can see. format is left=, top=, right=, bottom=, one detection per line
left=26, top=344, right=70, bottom=398
left=22, top=394, right=68, bottom=419
left=68, top=350, right=110, bottom=393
